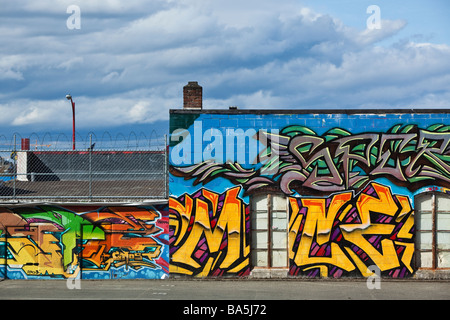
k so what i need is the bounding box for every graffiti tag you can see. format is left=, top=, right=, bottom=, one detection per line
left=169, top=187, right=250, bottom=277
left=289, top=182, right=415, bottom=278
left=171, top=124, right=450, bottom=195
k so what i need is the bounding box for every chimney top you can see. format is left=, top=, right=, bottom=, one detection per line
left=183, top=81, right=202, bottom=109
left=185, top=81, right=200, bottom=87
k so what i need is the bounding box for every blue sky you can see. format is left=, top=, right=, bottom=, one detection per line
left=304, top=0, right=450, bottom=44
left=0, top=0, right=449, bottom=144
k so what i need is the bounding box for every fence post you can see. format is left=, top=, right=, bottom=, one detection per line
left=89, top=133, right=92, bottom=201
left=13, top=134, right=16, bottom=200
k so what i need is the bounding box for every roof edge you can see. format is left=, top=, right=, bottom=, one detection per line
left=170, top=108, right=450, bottom=115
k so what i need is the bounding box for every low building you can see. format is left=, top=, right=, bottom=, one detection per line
left=169, top=82, right=450, bottom=279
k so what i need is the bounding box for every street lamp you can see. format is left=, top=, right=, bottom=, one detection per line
left=66, top=94, right=76, bottom=150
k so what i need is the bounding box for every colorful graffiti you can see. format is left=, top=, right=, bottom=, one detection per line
left=169, top=186, right=251, bottom=277
left=169, top=112, right=450, bottom=278
left=289, top=182, right=415, bottom=278
left=0, top=205, right=168, bottom=279
left=171, top=124, right=450, bottom=195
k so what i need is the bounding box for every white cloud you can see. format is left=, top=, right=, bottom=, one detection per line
left=6, top=100, right=66, bottom=127
left=0, top=0, right=449, bottom=136
left=0, top=56, right=26, bottom=81
left=57, top=57, right=84, bottom=71
left=0, top=93, right=173, bottom=132
left=345, top=19, right=408, bottom=46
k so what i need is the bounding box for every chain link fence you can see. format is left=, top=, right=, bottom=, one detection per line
left=0, top=132, right=168, bottom=202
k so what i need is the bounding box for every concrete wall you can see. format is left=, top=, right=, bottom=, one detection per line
left=0, top=203, right=169, bottom=279
left=169, top=109, right=450, bottom=278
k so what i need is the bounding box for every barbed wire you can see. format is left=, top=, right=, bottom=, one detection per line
left=0, top=130, right=167, bottom=152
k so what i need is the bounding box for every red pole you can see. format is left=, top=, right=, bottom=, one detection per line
left=71, top=98, right=75, bottom=150
left=72, top=101, right=75, bottom=150
left=66, top=94, right=76, bottom=150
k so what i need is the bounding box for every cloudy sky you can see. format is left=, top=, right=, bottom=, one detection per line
left=1, top=0, right=449, bottom=142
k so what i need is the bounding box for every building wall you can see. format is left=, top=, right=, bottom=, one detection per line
left=4, top=110, right=449, bottom=280
left=169, top=110, right=450, bottom=278
left=0, top=203, right=169, bottom=279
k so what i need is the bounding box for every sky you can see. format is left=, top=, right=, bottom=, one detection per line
left=0, top=0, right=449, bottom=145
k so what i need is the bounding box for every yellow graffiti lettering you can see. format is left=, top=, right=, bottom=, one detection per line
left=288, top=198, right=302, bottom=261
left=340, top=184, right=399, bottom=271
left=289, top=182, right=415, bottom=277
left=7, top=234, right=78, bottom=278
left=170, top=187, right=249, bottom=276
left=291, top=192, right=356, bottom=274
left=170, top=195, right=194, bottom=248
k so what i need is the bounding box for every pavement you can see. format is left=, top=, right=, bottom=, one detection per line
left=0, top=278, right=449, bottom=300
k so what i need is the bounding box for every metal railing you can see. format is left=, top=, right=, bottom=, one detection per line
left=0, top=133, right=168, bottom=202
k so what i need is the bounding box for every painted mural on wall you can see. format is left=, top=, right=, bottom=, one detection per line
left=288, top=182, right=414, bottom=278
left=169, top=186, right=250, bottom=277
left=0, top=204, right=168, bottom=279
left=169, top=112, right=450, bottom=278
left=172, top=123, right=450, bottom=196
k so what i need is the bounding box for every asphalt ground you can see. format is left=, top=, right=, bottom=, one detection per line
left=0, top=278, right=447, bottom=319
left=0, top=278, right=448, bottom=300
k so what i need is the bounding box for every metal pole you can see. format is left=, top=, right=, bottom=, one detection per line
left=71, top=99, right=76, bottom=150
left=89, top=133, right=92, bottom=200
left=13, top=134, right=16, bottom=199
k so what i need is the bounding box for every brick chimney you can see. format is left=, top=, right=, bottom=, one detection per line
left=183, top=81, right=202, bottom=109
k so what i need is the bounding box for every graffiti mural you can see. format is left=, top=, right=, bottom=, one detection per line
left=0, top=205, right=168, bottom=279
left=169, top=186, right=251, bottom=277
left=171, top=124, right=450, bottom=195
left=288, top=182, right=415, bottom=278
left=169, top=111, right=450, bottom=278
